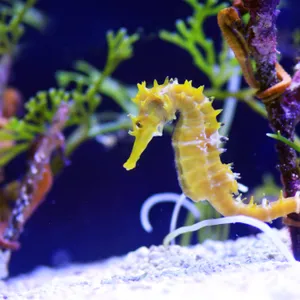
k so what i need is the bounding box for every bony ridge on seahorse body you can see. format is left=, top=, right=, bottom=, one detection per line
left=123, top=78, right=300, bottom=222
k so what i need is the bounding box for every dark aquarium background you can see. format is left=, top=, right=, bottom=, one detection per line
left=4, top=0, right=300, bottom=276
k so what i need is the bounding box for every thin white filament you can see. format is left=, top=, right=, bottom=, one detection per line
left=140, top=193, right=200, bottom=233
left=163, top=215, right=296, bottom=263
left=169, top=193, right=187, bottom=245
left=220, top=50, right=241, bottom=138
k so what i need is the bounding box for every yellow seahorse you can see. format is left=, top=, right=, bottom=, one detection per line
left=123, top=78, right=300, bottom=222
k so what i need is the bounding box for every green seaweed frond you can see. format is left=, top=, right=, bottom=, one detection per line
left=267, top=131, right=300, bottom=153
left=24, top=87, right=100, bottom=127
left=56, top=60, right=137, bottom=116
left=159, top=0, right=238, bottom=89
left=0, top=0, right=46, bottom=30
left=104, top=28, right=139, bottom=76
left=2, top=87, right=99, bottom=142
left=0, top=28, right=139, bottom=167
left=56, top=28, right=139, bottom=115
left=158, top=0, right=268, bottom=120
left=0, top=0, right=46, bottom=55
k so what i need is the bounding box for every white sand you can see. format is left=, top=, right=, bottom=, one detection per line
left=1, top=228, right=300, bottom=300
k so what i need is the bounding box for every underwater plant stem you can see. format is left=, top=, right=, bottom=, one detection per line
left=85, top=71, right=107, bottom=105
left=205, top=88, right=267, bottom=118
left=243, top=97, right=268, bottom=118
left=10, top=0, right=37, bottom=44
left=244, top=0, right=300, bottom=260
left=50, top=117, right=133, bottom=176
left=67, top=117, right=131, bottom=156
left=220, top=54, right=241, bottom=137
left=65, top=124, right=89, bottom=157
left=88, top=117, right=131, bottom=138
left=56, top=116, right=171, bottom=177
left=267, top=132, right=300, bottom=153
left=169, top=194, right=186, bottom=245
left=71, top=118, right=131, bottom=152
left=207, top=87, right=300, bottom=146
left=180, top=210, right=196, bottom=246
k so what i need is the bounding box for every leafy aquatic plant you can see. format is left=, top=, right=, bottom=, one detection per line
left=0, top=0, right=46, bottom=55
left=2, top=28, right=139, bottom=167
left=0, top=1, right=141, bottom=278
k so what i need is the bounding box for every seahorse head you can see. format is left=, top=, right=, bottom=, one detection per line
left=123, top=78, right=177, bottom=170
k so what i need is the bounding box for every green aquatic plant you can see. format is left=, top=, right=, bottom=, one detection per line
left=0, top=0, right=46, bottom=55
left=0, top=0, right=46, bottom=119
left=0, top=28, right=139, bottom=167
left=160, top=0, right=234, bottom=89
left=267, top=131, right=300, bottom=153
left=0, top=1, right=140, bottom=277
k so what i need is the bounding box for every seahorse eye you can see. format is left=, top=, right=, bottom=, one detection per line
left=136, top=121, right=143, bottom=129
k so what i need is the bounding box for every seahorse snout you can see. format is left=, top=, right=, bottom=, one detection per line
left=123, top=114, right=163, bottom=171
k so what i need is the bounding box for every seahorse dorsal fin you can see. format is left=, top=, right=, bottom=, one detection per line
left=137, top=81, right=147, bottom=92
left=197, top=85, right=204, bottom=93
left=169, top=78, right=178, bottom=85
left=163, top=77, right=169, bottom=85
